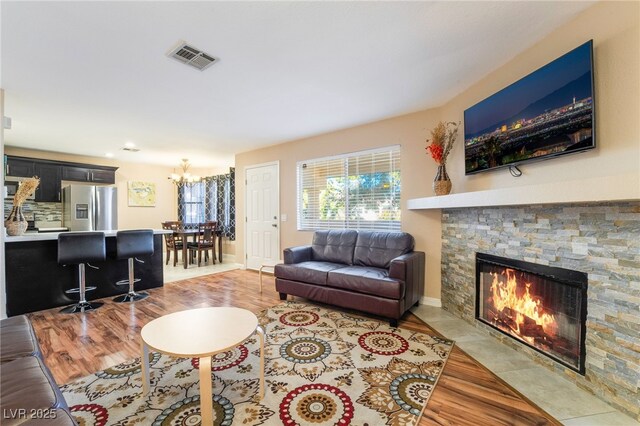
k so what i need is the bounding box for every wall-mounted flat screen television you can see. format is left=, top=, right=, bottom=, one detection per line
left=464, top=40, right=594, bottom=175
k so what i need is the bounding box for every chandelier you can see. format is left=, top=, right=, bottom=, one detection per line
left=170, top=159, right=201, bottom=184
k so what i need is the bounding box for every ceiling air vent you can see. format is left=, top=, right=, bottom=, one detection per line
left=167, top=42, right=217, bottom=71
left=121, top=147, right=140, bottom=152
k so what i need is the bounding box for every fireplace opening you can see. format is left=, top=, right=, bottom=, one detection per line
left=475, top=253, right=588, bottom=374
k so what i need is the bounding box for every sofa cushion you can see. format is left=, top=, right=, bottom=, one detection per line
left=0, top=357, right=68, bottom=426
left=354, top=231, right=415, bottom=269
left=0, top=315, right=40, bottom=363
left=327, top=266, right=404, bottom=300
left=311, top=230, right=358, bottom=265
left=275, top=261, right=346, bottom=286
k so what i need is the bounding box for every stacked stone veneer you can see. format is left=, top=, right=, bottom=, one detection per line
left=441, top=202, right=640, bottom=419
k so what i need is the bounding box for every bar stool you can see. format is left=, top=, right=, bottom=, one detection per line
left=58, top=232, right=106, bottom=313
left=113, top=229, right=154, bottom=303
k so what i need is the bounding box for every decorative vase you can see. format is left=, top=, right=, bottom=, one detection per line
left=433, top=164, right=452, bottom=196
left=5, top=205, right=28, bottom=236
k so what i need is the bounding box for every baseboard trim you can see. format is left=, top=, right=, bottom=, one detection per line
left=420, top=297, right=442, bottom=307
left=221, top=254, right=237, bottom=264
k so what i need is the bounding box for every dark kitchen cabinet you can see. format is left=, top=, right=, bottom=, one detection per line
left=62, top=166, right=116, bottom=184
left=34, top=162, right=62, bottom=202
left=89, top=168, right=115, bottom=183
left=5, top=157, right=35, bottom=177
left=5, top=156, right=118, bottom=200
left=62, top=166, right=93, bottom=182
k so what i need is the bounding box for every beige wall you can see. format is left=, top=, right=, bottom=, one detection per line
left=236, top=109, right=445, bottom=299
left=3, top=146, right=179, bottom=229
left=190, top=166, right=233, bottom=178
left=235, top=1, right=640, bottom=301
left=440, top=1, right=640, bottom=195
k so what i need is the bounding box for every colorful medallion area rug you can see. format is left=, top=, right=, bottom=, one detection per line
left=61, top=302, right=454, bottom=426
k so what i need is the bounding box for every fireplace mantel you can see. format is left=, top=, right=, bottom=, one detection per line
left=407, top=173, right=639, bottom=210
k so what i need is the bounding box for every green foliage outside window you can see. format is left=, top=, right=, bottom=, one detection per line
left=302, top=172, right=400, bottom=224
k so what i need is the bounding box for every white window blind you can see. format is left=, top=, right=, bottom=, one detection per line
left=297, top=146, right=401, bottom=231
left=179, top=183, right=205, bottom=227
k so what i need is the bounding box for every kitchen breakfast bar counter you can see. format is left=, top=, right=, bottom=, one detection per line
left=4, top=229, right=171, bottom=316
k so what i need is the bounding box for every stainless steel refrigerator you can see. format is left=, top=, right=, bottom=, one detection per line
left=62, top=185, right=118, bottom=231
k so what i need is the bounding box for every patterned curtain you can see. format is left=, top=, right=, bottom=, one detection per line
left=203, top=167, right=236, bottom=240
left=177, top=167, right=235, bottom=240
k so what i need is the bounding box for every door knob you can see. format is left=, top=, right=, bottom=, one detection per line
left=272, top=224, right=278, bottom=227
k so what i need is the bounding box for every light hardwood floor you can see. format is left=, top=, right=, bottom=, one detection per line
left=28, top=269, right=560, bottom=426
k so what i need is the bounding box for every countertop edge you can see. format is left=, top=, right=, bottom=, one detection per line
left=5, top=229, right=172, bottom=243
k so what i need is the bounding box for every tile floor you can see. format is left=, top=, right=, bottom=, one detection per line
left=411, top=304, right=639, bottom=425
left=163, top=254, right=242, bottom=283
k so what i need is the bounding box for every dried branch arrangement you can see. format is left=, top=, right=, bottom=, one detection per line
left=12, top=177, right=40, bottom=207
left=425, top=121, right=460, bottom=165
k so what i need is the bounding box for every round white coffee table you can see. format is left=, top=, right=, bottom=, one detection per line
left=140, top=307, right=265, bottom=424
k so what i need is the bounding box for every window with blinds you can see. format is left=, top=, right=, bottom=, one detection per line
left=297, top=146, right=401, bottom=231
left=178, top=183, right=205, bottom=227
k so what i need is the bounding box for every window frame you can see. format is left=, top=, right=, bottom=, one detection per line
left=178, top=182, right=206, bottom=228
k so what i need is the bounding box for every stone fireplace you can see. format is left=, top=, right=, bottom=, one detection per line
left=475, top=252, right=588, bottom=374
left=440, top=202, right=639, bottom=419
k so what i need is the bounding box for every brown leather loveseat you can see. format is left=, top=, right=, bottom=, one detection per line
left=275, top=230, right=424, bottom=326
left=0, top=315, right=77, bottom=425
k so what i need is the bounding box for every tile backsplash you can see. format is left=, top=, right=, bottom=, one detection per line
left=4, top=201, right=62, bottom=223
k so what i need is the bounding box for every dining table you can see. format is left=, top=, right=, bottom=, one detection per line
left=172, top=228, right=224, bottom=269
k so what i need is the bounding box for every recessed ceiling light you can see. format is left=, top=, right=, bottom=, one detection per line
left=121, top=141, right=140, bottom=152
left=105, top=153, right=114, bottom=158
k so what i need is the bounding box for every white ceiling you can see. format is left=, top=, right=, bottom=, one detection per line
left=1, top=1, right=593, bottom=168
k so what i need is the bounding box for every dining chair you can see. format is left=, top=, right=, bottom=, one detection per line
left=188, top=222, right=217, bottom=266
left=161, top=221, right=183, bottom=267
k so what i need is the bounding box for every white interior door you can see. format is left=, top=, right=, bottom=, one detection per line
left=245, top=163, right=279, bottom=270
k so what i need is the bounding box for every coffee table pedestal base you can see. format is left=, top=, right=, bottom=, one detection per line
left=140, top=324, right=265, bottom=422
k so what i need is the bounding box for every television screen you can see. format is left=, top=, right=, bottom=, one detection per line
left=464, top=40, right=594, bottom=175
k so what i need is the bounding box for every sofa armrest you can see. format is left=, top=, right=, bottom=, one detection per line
left=283, top=245, right=312, bottom=264
left=389, top=251, right=425, bottom=306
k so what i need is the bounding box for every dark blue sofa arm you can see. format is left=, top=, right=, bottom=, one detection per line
left=389, top=251, right=425, bottom=307
left=283, top=245, right=313, bottom=264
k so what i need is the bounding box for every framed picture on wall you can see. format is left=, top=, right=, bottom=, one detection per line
left=128, top=181, right=156, bottom=207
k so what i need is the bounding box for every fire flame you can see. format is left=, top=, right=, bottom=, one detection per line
left=489, top=269, right=557, bottom=339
